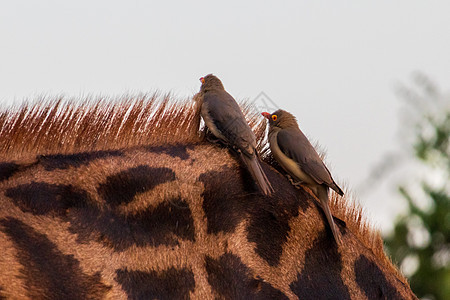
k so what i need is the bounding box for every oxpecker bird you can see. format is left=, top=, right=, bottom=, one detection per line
left=196, top=74, right=273, bottom=196
left=262, top=109, right=343, bottom=245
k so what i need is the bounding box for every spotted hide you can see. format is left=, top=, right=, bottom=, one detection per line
left=0, top=97, right=417, bottom=299
left=0, top=143, right=417, bottom=299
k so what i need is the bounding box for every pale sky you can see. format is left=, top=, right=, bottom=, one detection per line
left=1, top=1, right=450, bottom=233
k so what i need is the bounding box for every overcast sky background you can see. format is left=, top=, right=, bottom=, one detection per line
left=1, top=1, right=449, bottom=234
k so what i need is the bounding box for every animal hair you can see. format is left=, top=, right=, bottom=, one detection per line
left=0, top=93, right=201, bottom=160
left=0, top=93, right=407, bottom=285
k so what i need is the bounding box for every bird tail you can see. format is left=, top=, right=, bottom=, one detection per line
left=330, top=182, right=344, bottom=196
left=240, top=153, right=274, bottom=196
left=317, top=186, right=342, bottom=246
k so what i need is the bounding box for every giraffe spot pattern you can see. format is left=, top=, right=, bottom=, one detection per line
left=205, top=253, right=288, bottom=299
left=199, top=166, right=308, bottom=266
left=38, top=150, right=124, bottom=171
left=5, top=182, right=89, bottom=216
left=0, top=162, right=20, bottom=182
left=200, top=167, right=249, bottom=234
left=246, top=207, right=293, bottom=267
left=290, top=231, right=351, bottom=300
left=0, top=285, right=6, bottom=300
left=116, top=267, right=195, bottom=300
left=5, top=166, right=190, bottom=251
left=0, top=217, right=111, bottom=299
left=98, top=165, right=176, bottom=207
left=355, top=255, right=403, bottom=299
left=69, top=197, right=195, bottom=251
left=145, top=144, right=191, bottom=160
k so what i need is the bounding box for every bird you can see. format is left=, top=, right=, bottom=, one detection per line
left=262, top=109, right=343, bottom=245
left=195, top=74, right=273, bottom=196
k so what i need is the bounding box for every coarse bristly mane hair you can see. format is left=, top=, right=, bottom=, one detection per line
left=0, top=93, right=407, bottom=286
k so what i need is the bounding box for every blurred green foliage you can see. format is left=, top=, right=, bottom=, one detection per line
left=384, top=74, right=450, bottom=300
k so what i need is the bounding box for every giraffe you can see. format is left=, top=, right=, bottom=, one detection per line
left=0, top=94, right=417, bottom=299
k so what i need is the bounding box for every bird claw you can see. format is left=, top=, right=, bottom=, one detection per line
left=292, top=181, right=303, bottom=187
left=287, top=175, right=302, bottom=189
left=286, top=177, right=320, bottom=203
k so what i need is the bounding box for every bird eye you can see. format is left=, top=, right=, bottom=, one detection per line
left=272, top=115, right=277, bottom=121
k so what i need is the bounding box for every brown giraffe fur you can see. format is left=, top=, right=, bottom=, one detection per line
left=0, top=94, right=417, bottom=299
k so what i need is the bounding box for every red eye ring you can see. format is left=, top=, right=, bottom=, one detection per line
left=272, top=115, right=277, bottom=121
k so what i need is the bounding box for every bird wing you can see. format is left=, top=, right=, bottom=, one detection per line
left=276, top=128, right=334, bottom=186
left=203, top=91, right=256, bottom=156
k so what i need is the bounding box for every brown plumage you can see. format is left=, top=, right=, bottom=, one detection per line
left=263, top=109, right=344, bottom=245
left=195, top=74, right=273, bottom=196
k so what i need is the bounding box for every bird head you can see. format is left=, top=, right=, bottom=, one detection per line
left=199, top=74, right=225, bottom=92
left=262, top=110, right=298, bottom=129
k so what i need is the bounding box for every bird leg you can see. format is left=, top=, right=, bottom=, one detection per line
left=288, top=179, right=322, bottom=203
left=285, top=175, right=320, bottom=202
left=286, top=175, right=304, bottom=189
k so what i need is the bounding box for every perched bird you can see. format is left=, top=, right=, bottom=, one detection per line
left=196, top=74, right=273, bottom=195
left=262, top=110, right=344, bottom=245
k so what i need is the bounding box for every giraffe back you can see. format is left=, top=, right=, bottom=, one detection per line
left=0, top=97, right=417, bottom=299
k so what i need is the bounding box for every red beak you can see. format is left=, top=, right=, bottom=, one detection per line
left=199, top=77, right=205, bottom=84
left=261, top=112, right=270, bottom=119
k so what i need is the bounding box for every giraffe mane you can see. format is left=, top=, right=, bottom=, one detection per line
left=0, top=93, right=201, bottom=159
left=0, top=93, right=406, bottom=285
